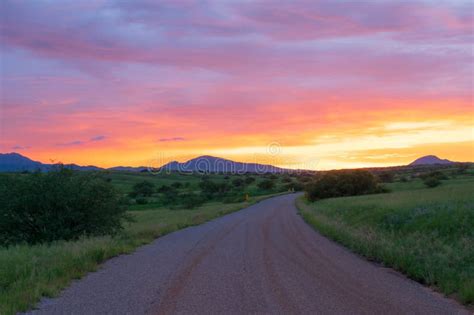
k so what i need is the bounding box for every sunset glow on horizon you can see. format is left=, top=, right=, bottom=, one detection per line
left=1, top=0, right=473, bottom=170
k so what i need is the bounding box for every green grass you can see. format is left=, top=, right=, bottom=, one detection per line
left=0, top=193, right=283, bottom=315
left=104, top=171, right=277, bottom=195
left=297, top=176, right=474, bottom=305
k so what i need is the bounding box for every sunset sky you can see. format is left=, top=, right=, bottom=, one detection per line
left=1, top=0, right=473, bottom=170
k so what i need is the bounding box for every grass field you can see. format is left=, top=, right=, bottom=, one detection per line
left=297, top=176, right=474, bottom=305
left=105, top=171, right=283, bottom=195
left=0, top=185, right=285, bottom=315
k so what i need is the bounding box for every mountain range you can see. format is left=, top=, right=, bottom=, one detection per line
left=0, top=153, right=289, bottom=173
left=0, top=152, right=458, bottom=173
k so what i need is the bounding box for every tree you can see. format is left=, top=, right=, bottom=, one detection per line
left=0, top=169, right=128, bottom=246
left=258, top=179, right=275, bottom=190
left=157, top=185, right=173, bottom=193
left=130, top=180, right=155, bottom=197
left=305, top=170, right=382, bottom=202
left=244, top=176, right=256, bottom=185
left=377, top=172, right=395, bottom=183
left=171, top=182, right=183, bottom=189
left=423, top=176, right=441, bottom=188
left=199, top=180, right=231, bottom=198
left=457, top=163, right=469, bottom=174
left=179, top=193, right=206, bottom=209
left=232, top=178, right=244, bottom=188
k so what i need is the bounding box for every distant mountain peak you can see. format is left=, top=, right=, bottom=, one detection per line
left=159, top=155, right=287, bottom=173
left=409, top=155, right=454, bottom=166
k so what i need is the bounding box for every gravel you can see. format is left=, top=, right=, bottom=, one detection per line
left=26, top=194, right=468, bottom=314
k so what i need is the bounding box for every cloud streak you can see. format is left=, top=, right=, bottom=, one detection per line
left=159, top=137, right=186, bottom=142
left=56, top=136, right=106, bottom=147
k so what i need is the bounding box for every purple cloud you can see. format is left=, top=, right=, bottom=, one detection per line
left=90, top=135, right=106, bottom=142
left=11, top=145, right=31, bottom=150
left=56, top=135, right=106, bottom=147
left=159, top=137, right=186, bottom=142
left=56, top=140, right=85, bottom=147
left=1, top=0, right=471, bottom=74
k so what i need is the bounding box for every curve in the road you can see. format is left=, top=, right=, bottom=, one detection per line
left=27, top=194, right=468, bottom=314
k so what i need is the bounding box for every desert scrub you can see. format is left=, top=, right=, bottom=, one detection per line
left=297, top=178, right=474, bottom=305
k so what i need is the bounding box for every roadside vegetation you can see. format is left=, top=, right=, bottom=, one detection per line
left=0, top=168, right=299, bottom=314
left=304, top=170, right=386, bottom=201
left=298, top=165, right=474, bottom=305
left=0, top=168, right=128, bottom=246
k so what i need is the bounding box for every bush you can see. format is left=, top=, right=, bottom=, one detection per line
left=130, top=180, right=155, bottom=197
left=284, top=181, right=304, bottom=191
left=257, top=179, right=275, bottom=190
left=232, top=178, right=244, bottom=188
left=244, top=176, right=256, bottom=185
left=420, top=171, right=448, bottom=181
left=423, top=177, right=441, bottom=188
left=399, top=176, right=409, bottom=182
left=377, top=172, right=395, bottom=183
left=171, top=182, right=183, bottom=189
left=157, top=185, right=172, bottom=193
left=0, top=169, right=128, bottom=246
left=135, top=197, right=148, bottom=205
left=199, top=180, right=231, bottom=199
left=297, top=175, right=313, bottom=183
left=178, top=193, right=206, bottom=209
left=457, top=163, right=469, bottom=174
left=305, top=170, right=382, bottom=202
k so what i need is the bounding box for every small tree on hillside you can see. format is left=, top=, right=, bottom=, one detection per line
left=258, top=179, right=275, bottom=190
left=232, top=178, right=244, bottom=188
left=245, top=176, right=256, bottom=185
left=423, top=176, right=441, bottom=188
left=130, top=180, right=155, bottom=197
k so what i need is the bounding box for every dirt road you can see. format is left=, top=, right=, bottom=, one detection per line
left=29, top=194, right=467, bottom=314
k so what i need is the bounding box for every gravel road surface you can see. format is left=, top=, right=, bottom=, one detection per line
left=28, top=194, right=468, bottom=314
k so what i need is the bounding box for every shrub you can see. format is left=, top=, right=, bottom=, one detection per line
left=244, top=176, right=256, bottom=185
left=284, top=181, right=304, bottom=191
left=178, top=193, right=206, bottom=209
left=232, top=178, right=244, bottom=188
left=297, top=175, right=313, bottom=183
left=135, top=197, right=148, bottom=205
left=157, top=185, right=172, bottom=193
left=0, top=169, right=128, bottom=246
left=199, top=180, right=231, bottom=199
left=171, top=182, right=183, bottom=189
left=160, top=189, right=179, bottom=204
left=420, top=171, right=448, bottom=181
left=377, top=172, right=395, bottom=183
left=305, top=170, right=382, bottom=202
left=457, top=163, right=469, bottom=174
left=399, top=176, right=409, bottom=182
left=423, top=177, right=441, bottom=188
left=130, top=180, right=155, bottom=197
left=258, top=179, right=275, bottom=190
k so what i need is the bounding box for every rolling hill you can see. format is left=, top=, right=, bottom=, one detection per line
left=159, top=155, right=289, bottom=173
left=409, top=155, right=454, bottom=166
